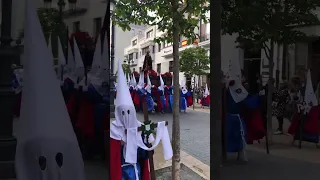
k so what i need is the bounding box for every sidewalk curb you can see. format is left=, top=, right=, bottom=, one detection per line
left=155, top=150, right=210, bottom=180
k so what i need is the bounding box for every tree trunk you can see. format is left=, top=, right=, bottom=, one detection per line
left=267, top=40, right=275, bottom=145
left=171, top=18, right=181, bottom=180
left=211, top=0, right=222, bottom=178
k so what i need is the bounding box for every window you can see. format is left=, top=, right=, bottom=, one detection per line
left=158, top=43, right=161, bottom=52
left=93, top=17, right=102, bottom=38
left=152, top=46, right=155, bottom=53
left=132, top=39, right=137, bottom=46
left=157, top=63, right=161, bottom=73
left=146, top=30, right=153, bottom=38
left=128, top=53, right=134, bottom=62
left=135, top=52, right=138, bottom=59
left=169, top=61, right=173, bottom=72
left=139, top=67, right=142, bottom=72
left=73, top=21, right=80, bottom=32
left=142, top=47, right=149, bottom=55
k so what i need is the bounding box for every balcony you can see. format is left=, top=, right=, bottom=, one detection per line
left=198, top=33, right=210, bottom=48
left=63, top=0, right=89, bottom=18
left=161, top=41, right=197, bottom=58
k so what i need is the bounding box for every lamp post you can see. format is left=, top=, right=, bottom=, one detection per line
left=109, top=0, right=116, bottom=118
left=0, top=0, right=18, bottom=178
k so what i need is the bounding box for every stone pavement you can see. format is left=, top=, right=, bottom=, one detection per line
left=187, top=102, right=210, bottom=113
left=136, top=109, right=210, bottom=166
left=221, top=150, right=320, bottom=180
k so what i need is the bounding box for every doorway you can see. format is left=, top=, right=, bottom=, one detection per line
left=244, top=59, right=261, bottom=94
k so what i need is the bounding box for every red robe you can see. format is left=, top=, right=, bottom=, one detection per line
left=186, top=95, right=193, bottom=107
left=288, top=106, right=320, bottom=136
left=110, top=138, right=150, bottom=180
left=75, top=92, right=95, bottom=139
left=243, top=108, right=266, bottom=144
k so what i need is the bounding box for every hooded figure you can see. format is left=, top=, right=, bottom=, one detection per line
left=157, top=75, right=166, bottom=113
left=135, top=72, right=146, bottom=111
left=201, top=84, right=210, bottom=107
left=15, top=1, right=85, bottom=179
left=164, top=73, right=174, bottom=112
left=180, top=80, right=188, bottom=112
left=110, top=61, right=173, bottom=180
left=57, top=37, right=67, bottom=82
left=225, top=58, right=248, bottom=161
left=288, top=70, right=320, bottom=143
left=145, top=75, right=155, bottom=112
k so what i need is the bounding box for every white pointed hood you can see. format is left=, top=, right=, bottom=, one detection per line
left=132, top=74, right=137, bottom=87
left=58, top=37, right=66, bottom=66
left=137, top=71, right=144, bottom=89
left=204, top=83, right=209, bottom=97
left=128, top=73, right=132, bottom=86
left=64, top=40, right=77, bottom=82
left=95, top=33, right=109, bottom=81
left=145, top=75, right=152, bottom=93
left=227, top=58, right=248, bottom=103
left=304, top=69, right=318, bottom=106
left=90, top=35, right=102, bottom=75
left=159, top=74, right=164, bottom=91
left=57, top=37, right=66, bottom=81
left=73, top=37, right=85, bottom=80
left=113, top=60, right=139, bottom=127
left=180, top=79, right=188, bottom=94
left=48, top=34, right=53, bottom=62
left=16, top=0, right=85, bottom=179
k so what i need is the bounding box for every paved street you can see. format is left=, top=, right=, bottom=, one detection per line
left=222, top=150, right=320, bottom=180
left=137, top=109, right=211, bottom=165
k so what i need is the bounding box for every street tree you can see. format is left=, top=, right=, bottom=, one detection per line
left=221, top=0, right=320, bottom=146
left=122, top=63, right=131, bottom=77
left=112, top=0, right=209, bottom=178
left=180, top=46, right=210, bottom=88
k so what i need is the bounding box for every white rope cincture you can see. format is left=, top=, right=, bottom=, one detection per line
left=297, top=101, right=311, bottom=115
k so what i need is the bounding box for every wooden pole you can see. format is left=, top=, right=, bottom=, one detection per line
left=142, top=102, right=156, bottom=180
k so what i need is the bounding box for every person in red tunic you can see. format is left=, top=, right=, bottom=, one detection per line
left=110, top=61, right=150, bottom=180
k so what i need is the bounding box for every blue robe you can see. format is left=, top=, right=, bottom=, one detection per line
left=145, top=91, right=154, bottom=112
left=180, top=92, right=187, bottom=111
left=225, top=89, right=247, bottom=152
left=158, top=89, right=166, bottom=112
left=165, top=86, right=174, bottom=112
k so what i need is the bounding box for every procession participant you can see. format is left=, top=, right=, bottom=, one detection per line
left=186, top=86, right=194, bottom=107
left=201, top=84, right=210, bottom=107
left=288, top=70, right=319, bottom=143
left=110, top=61, right=173, bottom=180
left=12, top=65, right=23, bottom=117
left=15, top=1, right=85, bottom=178
left=180, top=80, right=188, bottom=112
left=158, top=74, right=166, bottom=113
left=135, top=72, right=146, bottom=111
left=225, top=58, right=249, bottom=161
left=76, top=33, right=110, bottom=159
left=164, top=73, right=174, bottom=112
left=145, top=75, right=155, bottom=112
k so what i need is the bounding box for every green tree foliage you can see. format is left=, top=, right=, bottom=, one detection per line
left=180, top=46, right=210, bottom=77
left=221, top=0, right=320, bottom=59
left=37, top=8, right=68, bottom=59
left=122, top=63, right=131, bottom=77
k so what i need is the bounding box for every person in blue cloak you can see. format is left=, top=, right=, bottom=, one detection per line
left=225, top=64, right=249, bottom=161
left=180, top=86, right=188, bottom=113
left=145, top=75, right=155, bottom=112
